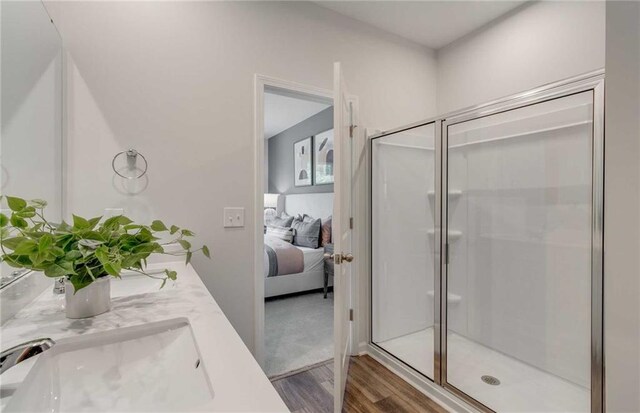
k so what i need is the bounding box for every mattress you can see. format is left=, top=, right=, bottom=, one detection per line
left=297, top=246, right=325, bottom=273
left=263, top=242, right=324, bottom=277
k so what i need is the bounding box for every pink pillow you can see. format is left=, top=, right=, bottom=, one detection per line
left=321, top=216, right=332, bottom=247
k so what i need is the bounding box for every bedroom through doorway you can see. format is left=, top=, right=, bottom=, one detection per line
left=260, top=84, right=336, bottom=380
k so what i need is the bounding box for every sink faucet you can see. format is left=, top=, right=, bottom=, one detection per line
left=0, top=338, right=55, bottom=374
left=53, top=278, right=65, bottom=294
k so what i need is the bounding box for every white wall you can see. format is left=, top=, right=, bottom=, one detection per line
left=43, top=1, right=437, bottom=350
left=436, top=1, right=605, bottom=113
left=604, top=2, right=640, bottom=411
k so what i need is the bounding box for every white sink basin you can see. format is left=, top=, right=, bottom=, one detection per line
left=4, top=318, right=214, bottom=412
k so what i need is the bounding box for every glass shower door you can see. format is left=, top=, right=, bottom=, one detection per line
left=371, top=123, right=437, bottom=380
left=444, top=91, right=596, bottom=412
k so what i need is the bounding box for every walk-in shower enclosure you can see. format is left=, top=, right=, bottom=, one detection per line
left=370, top=72, right=604, bottom=413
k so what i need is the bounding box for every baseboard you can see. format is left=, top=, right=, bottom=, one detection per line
left=362, top=344, right=480, bottom=413
left=264, top=287, right=332, bottom=302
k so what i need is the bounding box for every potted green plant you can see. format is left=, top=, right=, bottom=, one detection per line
left=0, top=196, right=210, bottom=318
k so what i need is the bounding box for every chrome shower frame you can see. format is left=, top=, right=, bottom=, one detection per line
left=369, top=69, right=605, bottom=413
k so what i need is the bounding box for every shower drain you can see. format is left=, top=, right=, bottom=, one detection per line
left=481, top=375, right=501, bottom=386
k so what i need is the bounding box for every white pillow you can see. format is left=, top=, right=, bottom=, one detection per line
left=266, top=225, right=296, bottom=243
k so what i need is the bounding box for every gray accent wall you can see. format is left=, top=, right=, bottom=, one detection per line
left=268, top=106, right=333, bottom=194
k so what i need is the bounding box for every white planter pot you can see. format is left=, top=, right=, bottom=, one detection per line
left=64, top=277, right=111, bottom=319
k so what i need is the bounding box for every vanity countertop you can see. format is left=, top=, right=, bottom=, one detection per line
left=0, top=262, right=289, bottom=412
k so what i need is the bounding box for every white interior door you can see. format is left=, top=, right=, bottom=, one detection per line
left=333, top=62, right=355, bottom=412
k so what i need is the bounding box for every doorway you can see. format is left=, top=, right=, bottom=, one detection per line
left=254, top=76, right=336, bottom=383
left=255, top=69, right=358, bottom=412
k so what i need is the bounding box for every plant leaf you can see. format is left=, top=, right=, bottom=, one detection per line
left=44, top=262, right=75, bottom=277
left=94, top=246, right=109, bottom=264
left=58, top=260, right=76, bottom=274
left=85, top=264, right=96, bottom=280
left=150, top=220, right=168, bottom=232
left=102, top=216, right=121, bottom=230
left=65, top=250, right=82, bottom=260
left=131, top=243, right=156, bottom=254
left=170, top=225, right=179, bottom=235
left=82, top=231, right=106, bottom=242
left=1, top=237, right=27, bottom=250
left=87, top=216, right=102, bottom=230
left=51, top=246, right=65, bottom=258
left=15, top=206, right=36, bottom=218
left=72, top=215, right=90, bottom=230
left=78, top=239, right=103, bottom=249
left=13, top=239, right=38, bottom=255
left=181, top=229, right=195, bottom=237
left=6, top=196, right=26, bottom=212
left=177, top=239, right=191, bottom=250
left=10, top=215, right=28, bottom=229
left=56, top=221, right=72, bottom=233
left=185, top=251, right=193, bottom=265
left=29, top=251, right=49, bottom=266
left=103, top=261, right=121, bottom=276
left=0, top=213, right=8, bottom=228
left=117, top=216, right=133, bottom=225
left=28, top=199, right=47, bottom=209
left=69, top=274, right=93, bottom=293
left=135, top=228, right=154, bottom=243
left=202, top=245, right=211, bottom=259
left=3, top=254, right=32, bottom=268
left=38, top=234, right=53, bottom=252
left=56, top=233, right=75, bottom=250
left=164, top=269, right=177, bottom=281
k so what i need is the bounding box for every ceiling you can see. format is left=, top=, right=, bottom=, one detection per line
left=316, top=1, right=527, bottom=50
left=264, top=92, right=331, bottom=139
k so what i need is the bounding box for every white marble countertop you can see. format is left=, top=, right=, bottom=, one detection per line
left=0, top=262, right=289, bottom=412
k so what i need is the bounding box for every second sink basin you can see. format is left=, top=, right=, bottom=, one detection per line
left=4, top=317, right=214, bottom=412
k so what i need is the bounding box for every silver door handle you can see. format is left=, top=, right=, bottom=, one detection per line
left=324, top=252, right=354, bottom=264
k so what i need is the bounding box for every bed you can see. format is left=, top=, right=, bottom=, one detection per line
left=264, top=193, right=333, bottom=298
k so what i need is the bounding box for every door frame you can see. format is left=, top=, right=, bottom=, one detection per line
left=253, top=74, right=348, bottom=367
left=367, top=69, right=605, bottom=413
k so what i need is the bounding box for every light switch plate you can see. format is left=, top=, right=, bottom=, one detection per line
left=223, top=207, right=245, bottom=228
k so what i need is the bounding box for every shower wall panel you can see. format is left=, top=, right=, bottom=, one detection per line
left=445, top=91, right=595, bottom=413
left=447, top=92, right=593, bottom=387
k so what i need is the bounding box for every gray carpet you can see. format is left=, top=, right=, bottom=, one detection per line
left=265, top=291, right=334, bottom=378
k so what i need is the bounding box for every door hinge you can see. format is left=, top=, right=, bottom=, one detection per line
left=349, top=217, right=354, bottom=229
left=349, top=308, right=354, bottom=321
left=349, top=124, right=358, bottom=138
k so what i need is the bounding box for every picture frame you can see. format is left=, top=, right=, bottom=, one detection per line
left=313, top=129, right=334, bottom=185
left=293, top=136, right=313, bottom=187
